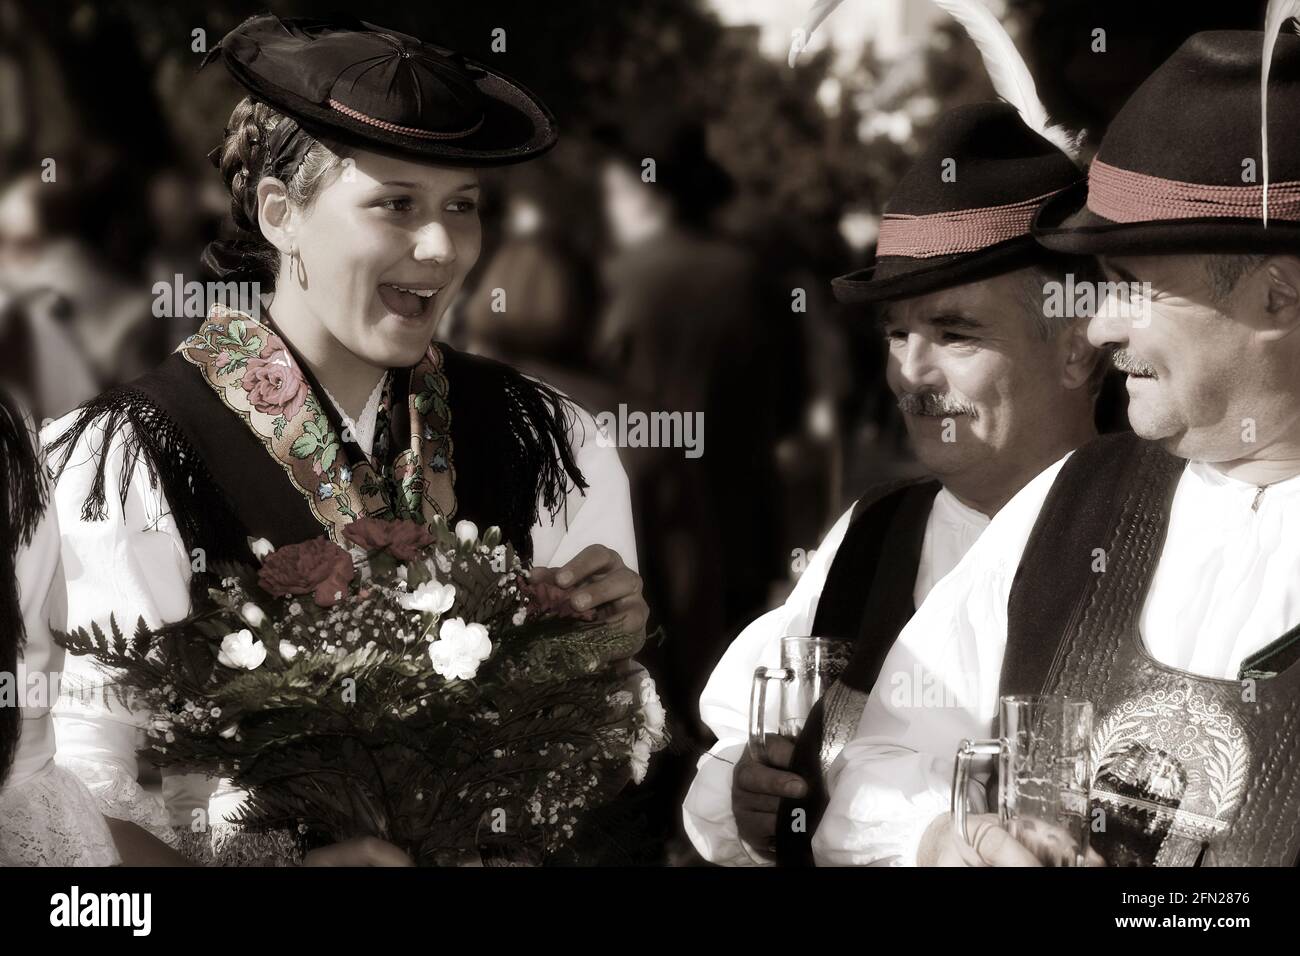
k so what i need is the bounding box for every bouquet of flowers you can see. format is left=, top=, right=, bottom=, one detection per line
left=57, top=516, right=666, bottom=865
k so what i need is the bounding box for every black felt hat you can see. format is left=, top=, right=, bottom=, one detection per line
left=833, top=102, right=1082, bottom=304
left=1034, top=31, right=1300, bottom=255
left=203, top=13, right=557, bottom=167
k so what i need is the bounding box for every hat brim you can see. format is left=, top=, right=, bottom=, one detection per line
left=1033, top=182, right=1300, bottom=255
left=225, top=54, right=557, bottom=168
left=832, top=235, right=1045, bottom=304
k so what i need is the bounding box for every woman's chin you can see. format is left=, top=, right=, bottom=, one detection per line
left=373, top=312, right=439, bottom=360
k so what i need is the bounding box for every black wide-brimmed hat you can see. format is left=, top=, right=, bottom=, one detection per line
left=202, top=13, right=557, bottom=167
left=1035, top=31, right=1300, bottom=255
left=833, top=102, right=1082, bottom=304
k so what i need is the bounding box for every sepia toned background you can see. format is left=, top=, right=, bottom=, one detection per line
left=0, top=0, right=1270, bottom=863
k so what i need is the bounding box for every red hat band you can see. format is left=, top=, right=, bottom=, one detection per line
left=1087, top=158, right=1300, bottom=224
left=876, top=187, right=1069, bottom=259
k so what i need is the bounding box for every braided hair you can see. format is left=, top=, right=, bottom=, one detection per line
left=212, top=97, right=352, bottom=286
left=0, top=388, right=48, bottom=786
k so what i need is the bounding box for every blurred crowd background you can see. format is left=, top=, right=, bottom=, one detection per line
left=0, top=0, right=1271, bottom=863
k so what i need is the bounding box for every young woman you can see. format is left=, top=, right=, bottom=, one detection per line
left=0, top=387, right=119, bottom=865
left=45, top=15, right=646, bottom=865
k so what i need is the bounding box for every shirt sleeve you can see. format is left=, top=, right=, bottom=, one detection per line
left=43, top=410, right=199, bottom=846
left=0, top=411, right=121, bottom=866
left=812, top=455, right=1071, bottom=867
left=530, top=400, right=638, bottom=573
left=681, top=504, right=856, bottom=865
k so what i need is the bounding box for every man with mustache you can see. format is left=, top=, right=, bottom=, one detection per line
left=818, top=31, right=1300, bottom=868
left=682, top=102, right=1103, bottom=865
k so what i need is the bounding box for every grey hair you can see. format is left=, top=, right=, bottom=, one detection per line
left=1013, top=255, right=1104, bottom=341
left=1202, top=254, right=1268, bottom=304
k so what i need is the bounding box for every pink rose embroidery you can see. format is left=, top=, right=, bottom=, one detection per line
left=240, top=341, right=308, bottom=420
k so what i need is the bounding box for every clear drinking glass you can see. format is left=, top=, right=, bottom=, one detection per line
left=952, top=694, right=1094, bottom=866
left=748, top=636, right=851, bottom=763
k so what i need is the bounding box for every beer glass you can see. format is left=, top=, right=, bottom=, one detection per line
left=748, top=636, right=850, bottom=763
left=952, top=694, right=1094, bottom=866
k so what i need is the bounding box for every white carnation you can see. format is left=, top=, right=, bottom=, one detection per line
left=399, top=580, right=457, bottom=616
left=630, top=736, right=652, bottom=784
left=427, top=617, right=492, bottom=681
left=637, top=675, right=667, bottom=744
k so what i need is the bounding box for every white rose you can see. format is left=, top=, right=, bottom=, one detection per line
left=427, top=617, right=492, bottom=681
left=217, top=629, right=266, bottom=670
left=248, top=537, right=275, bottom=560
left=399, top=580, right=457, bottom=616
left=279, top=640, right=300, bottom=662
left=454, top=520, right=479, bottom=546
left=239, top=603, right=266, bottom=628
left=511, top=607, right=528, bottom=627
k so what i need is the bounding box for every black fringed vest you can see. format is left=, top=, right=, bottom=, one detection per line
left=48, top=347, right=586, bottom=603
left=775, top=478, right=940, bottom=867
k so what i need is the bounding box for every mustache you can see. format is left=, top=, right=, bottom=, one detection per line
left=1110, top=348, right=1158, bottom=378
left=897, top=391, right=978, bottom=419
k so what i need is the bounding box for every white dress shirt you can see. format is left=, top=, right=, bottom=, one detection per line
left=682, top=486, right=989, bottom=866
left=43, top=383, right=637, bottom=845
left=813, top=452, right=1300, bottom=867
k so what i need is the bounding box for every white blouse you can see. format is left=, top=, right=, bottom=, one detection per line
left=681, top=487, right=989, bottom=866
left=0, top=413, right=119, bottom=867
left=43, top=379, right=638, bottom=849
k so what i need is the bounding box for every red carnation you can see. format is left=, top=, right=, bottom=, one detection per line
left=241, top=341, right=309, bottom=420
left=257, top=537, right=356, bottom=607
left=341, top=517, right=435, bottom=561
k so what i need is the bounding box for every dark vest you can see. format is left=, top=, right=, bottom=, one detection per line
left=775, top=478, right=940, bottom=866
left=48, top=347, right=586, bottom=602
left=1005, top=432, right=1300, bottom=866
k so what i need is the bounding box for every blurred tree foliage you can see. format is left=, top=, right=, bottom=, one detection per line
left=2, top=0, right=1006, bottom=275
left=4, top=0, right=1272, bottom=273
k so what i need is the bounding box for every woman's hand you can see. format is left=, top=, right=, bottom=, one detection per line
left=303, top=836, right=414, bottom=867
left=532, top=544, right=649, bottom=642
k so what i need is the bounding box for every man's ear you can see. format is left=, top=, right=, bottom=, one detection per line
left=1060, top=316, right=1101, bottom=391
left=256, top=177, right=295, bottom=255
left=1259, top=256, right=1300, bottom=338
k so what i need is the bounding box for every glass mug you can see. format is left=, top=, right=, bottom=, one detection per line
left=952, top=694, right=1094, bottom=866
left=748, top=636, right=851, bottom=763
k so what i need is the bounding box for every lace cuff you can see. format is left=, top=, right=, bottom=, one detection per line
left=173, top=824, right=304, bottom=866
left=0, top=763, right=122, bottom=866
left=55, top=754, right=180, bottom=849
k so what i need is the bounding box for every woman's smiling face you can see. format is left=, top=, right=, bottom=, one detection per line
left=281, top=148, right=481, bottom=368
